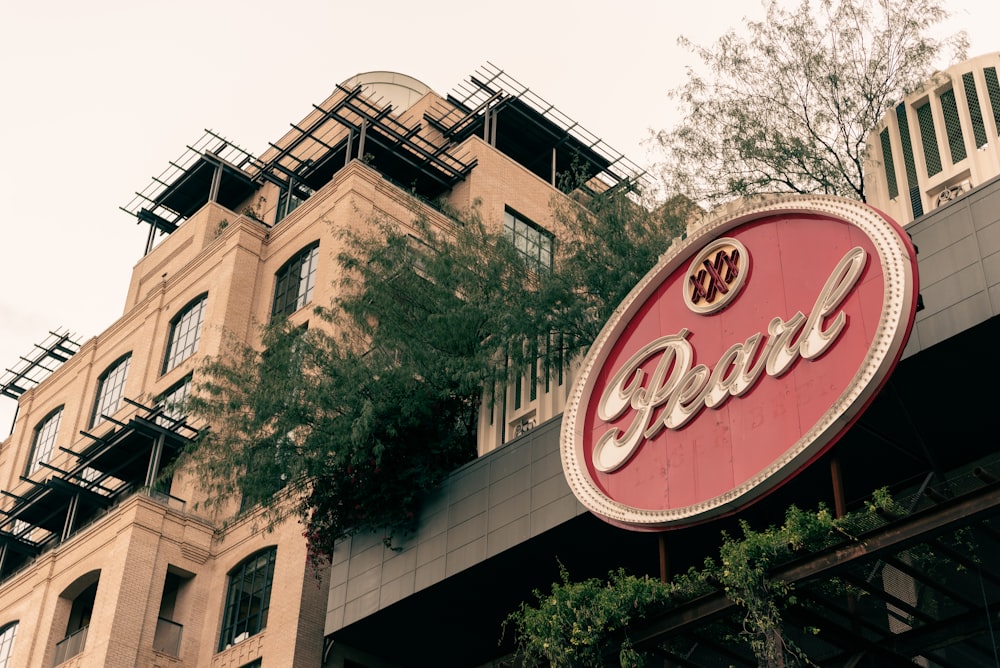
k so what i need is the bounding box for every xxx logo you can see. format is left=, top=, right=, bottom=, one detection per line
left=684, top=238, right=749, bottom=314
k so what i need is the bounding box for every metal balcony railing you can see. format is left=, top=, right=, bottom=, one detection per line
left=153, top=616, right=183, bottom=656
left=52, top=624, right=87, bottom=665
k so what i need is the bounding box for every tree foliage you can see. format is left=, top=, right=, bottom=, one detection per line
left=656, top=0, right=967, bottom=205
left=183, top=191, right=689, bottom=559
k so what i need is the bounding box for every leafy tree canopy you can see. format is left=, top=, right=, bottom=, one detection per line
left=656, top=0, right=967, bottom=205
left=182, top=191, right=690, bottom=559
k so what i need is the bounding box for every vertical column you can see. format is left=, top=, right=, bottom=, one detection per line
left=62, top=494, right=80, bottom=542
left=145, top=433, right=165, bottom=489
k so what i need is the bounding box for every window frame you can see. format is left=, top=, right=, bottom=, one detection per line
left=27, top=406, right=63, bottom=476
left=274, top=181, right=313, bottom=225
left=90, top=353, right=132, bottom=428
left=163, top=293, right=208, bottom=374
left=503, top=207, right=554, bottom=272
left=0, top=621, right=17, bottom=668
left=271, top=242, right=320, bottom=319
left=156, top=374, right=193, bottom=424
left=218, top=547, right=277, bottom=651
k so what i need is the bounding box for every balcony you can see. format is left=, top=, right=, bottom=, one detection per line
left=52, top=625, right=87, bottom=665
left=154, top=616, right=183, bottom=656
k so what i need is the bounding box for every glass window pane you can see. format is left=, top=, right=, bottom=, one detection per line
left=963, top=72, right=988, bottom=149
left=163, top=295, right=207, bottom=373
left=0, top=622, right=17, bottom=668
left=880, top=128, right=898, bottom=199
left=157, top=375, right=192, bottom=427
left=502, top=208, right=554, bottom=272
left=896, top=104, right=923, bottom=219
left=219, top=547, right=277, bottom=650
left=985, top=67, right=1000, bottom=138
left=28, top=408, right=62, bottom=475
left=91, top=355, right=131, bottom=428
left=939, top=89, right=967, bottom=164
left=272, top=243, right=319, bottom=319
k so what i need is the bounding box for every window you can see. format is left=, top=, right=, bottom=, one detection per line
left=896, top=104, right=923, bottom=219
left=271, top=243, right=319, bottom=319
left=163, top=294, right=207, bottom=373
left=879, top=128, right=898, bottom=199
left=916, top=101, right=941, bottom=177
left=91, top=354, right=131, bottom=427
left=158, top=375, right=192, bottom=419
left=503, top=208, right=553, bottom=271
left=985, top=67, right=1000, bottom=138
left=939, top=89, right=966, bottom=164
left=155, top=375, right=192, bottom=433
left=275, top=182, right=313, bottom=224
left=27, top=407, right=62, bottom=476
left=54, top=576, right=98, bottom=665
left=219, top=548, right=277, bottom=650
left=0, top=622, right=16, bottom=668
left=154, top=571, right=190, bottom=656
left=963, top=72, right=988, bottom=149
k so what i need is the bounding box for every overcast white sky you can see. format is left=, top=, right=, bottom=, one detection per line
left=1, top=0, right=997, bottom=433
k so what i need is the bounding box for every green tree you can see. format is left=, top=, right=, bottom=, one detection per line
left=182, top=191, right=689, bottom=559
left=656, top=0, right=967, bottom=205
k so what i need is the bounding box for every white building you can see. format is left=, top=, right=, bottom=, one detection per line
left=866, top=52, right=1000, bottom=223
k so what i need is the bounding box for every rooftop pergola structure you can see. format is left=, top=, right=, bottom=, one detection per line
left=122, top=65, right=650, bottom=255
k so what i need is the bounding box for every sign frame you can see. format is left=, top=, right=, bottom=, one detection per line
left=560, top=195, right=920, bottom=530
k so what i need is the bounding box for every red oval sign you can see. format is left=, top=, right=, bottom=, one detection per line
left=561, top=196, right=919, bottom=530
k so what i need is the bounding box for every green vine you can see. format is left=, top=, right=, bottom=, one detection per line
left=506, top=490, right=906, bottom=667
left=504, top=564, right=712, bottom=668
left=715, top=505, right=844, bottom=665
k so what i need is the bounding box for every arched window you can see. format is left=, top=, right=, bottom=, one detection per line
left=163, top=294, right=207, bottom=373
left=54, top=571, right=99, bottom=665
left=27, top=406, right=63, bottom=476
left=271, top=242, right=319, bottom=319
left=91, top=354, right=131, bottom=428
left=218, top=547, right=277, bottom=650
left=157, top=374, right=192, bottom=422
left=0, top=622, right=17, bottom=668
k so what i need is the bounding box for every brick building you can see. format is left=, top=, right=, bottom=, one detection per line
left=3, top=55, right=1000, bottom=668
left=317, top=57, right=1000, bottom=666
left=0, top=68, right=645, bottom=667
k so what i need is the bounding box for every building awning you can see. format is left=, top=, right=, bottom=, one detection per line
left=0, top=399, right=198, bottom=582
left=151, top=153, right=257, bottom=221
left=2, top=477, right=112, bottom=536
left=75, top=409, right=193, bottom=483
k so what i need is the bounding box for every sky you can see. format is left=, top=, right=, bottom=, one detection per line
left=1, top=0, right=997, bottom=433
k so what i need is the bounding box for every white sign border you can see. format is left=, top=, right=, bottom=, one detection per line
left=560, top=194, right=918, bottom=529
